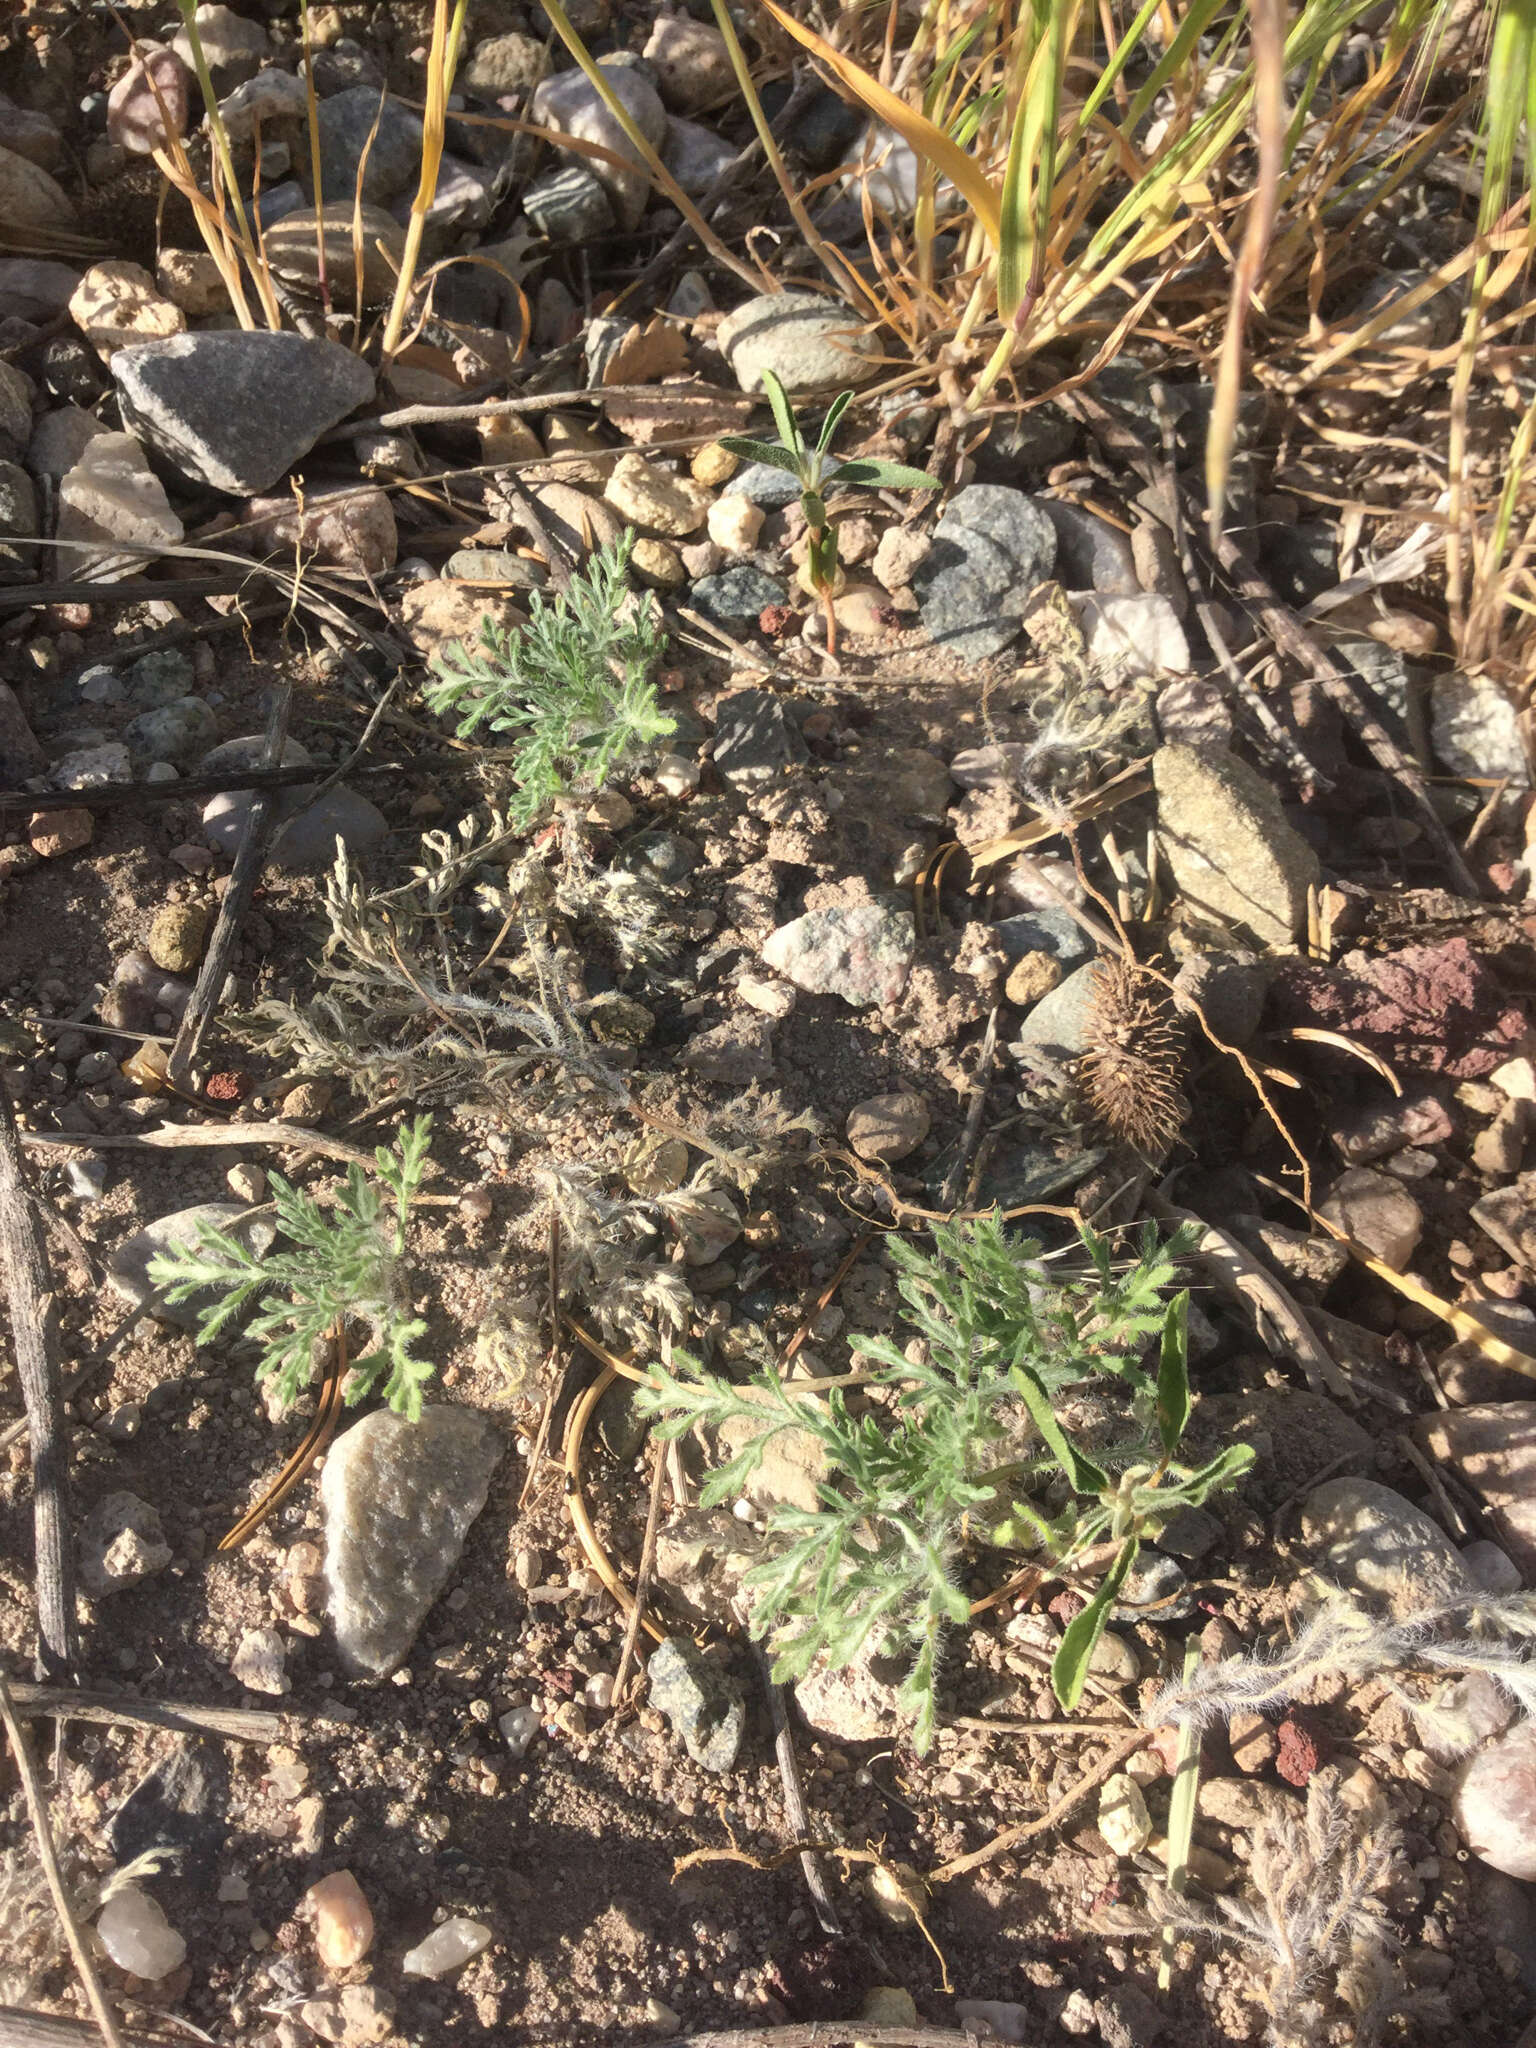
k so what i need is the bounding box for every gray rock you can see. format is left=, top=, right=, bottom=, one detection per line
left=127, top=647, right=195, bottom=706
left=912, top=484, right=1057, bottom=659
left=78, top=1492, right=172, bottom=1597
left=716, top=290, right=879, bottom=396
left=769, top=80, right=865, bottom=172
left=0, top=360, right=33, bottom=456
left=55, top=430, right=184, bottom=580
left=1418, top=1403, right=1536, bottom=1579
left=1462, top=1539, right=1524, bottom=1595
left=442, top=547, right=546, bottom=589
left=993, top=907, right=1093, bottom=974
left=1317, top=1166, right=1423, bottom=1269
left=522, top=164, right=613, bottom=243
left=459, top=30, right=550, bottom=103
left=728, top=461, right=801, bottom=508
left=268, top=787, right=389, bottom=868
left=1264, top=519, right=1337, bottom=608
left=1432, top=673, right=1530, bottom=785
left=0, top=146, right=75, bottom=240
left=1152, top=743, right=1319, bottom=948
left=1037, top=497, right=1138, bottom=594
left=712, top=689, right=807, bottom=788
left=52, top=740, right=130, bottom=789
left=654, top=1505, right=766, bottom=1628
left=0, top=458, right=36, bottom=568
left=108, top=1202, right=277, bottom=1328
left=1011, top=959, right=1107, bottom=1061
left=0, top=682, right=42, bottom=781
left=646, top=1635, right=746, bottom=1772
left=25, top=403, right=107, bottom=480
left=662, top=116, right=736, bottom=199
left=1170, top=951, right=1272, bottom=1047
left=408, top=153, right=496, bottom=232
left=1454, top=1722, right=1536, bottom=1879
left=313, top=86, right=424, bottom=206
left=616, top=829, right=698, bottom=883
left=321, top=1407, right=504, bottom=1678
left=111, top=1739, right=228, bottom=1887
left=1413, top=1669, right=1518, bottom=1767
left=1112, top=1549, right=1194, bottom=1624
left=761, top=903, right=914, bottom=1008
left=679, top=1016, right=775, bottom=1087
left=0, top=258, right=81, bottom=323
left=113, top=333, right=375, bottom=494
left=689, top=564, right=787, bottom=623
left=1301, top=1476, right=1475, bottom=1619
left=171, top=4, right=268, bottom=87
left=531, top=60, right=667, bottom=232
left=124, top=695, right=217, bottom=769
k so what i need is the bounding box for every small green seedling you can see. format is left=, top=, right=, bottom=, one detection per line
left=147, top=1114, right=437, bottom=1420
left=423, top=531, right=674, bottom=827
left=719, top=370, right=939, bottom=652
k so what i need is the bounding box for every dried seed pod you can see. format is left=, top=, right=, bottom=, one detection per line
left=1077, top=958, right=1188, bottom=1155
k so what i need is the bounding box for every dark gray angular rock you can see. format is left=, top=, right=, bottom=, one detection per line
left=912, top=483, right=1056, bottom=659
left=1011, top=959, right=1107, bottom=1061
left=993, top=906, right=1093, bottom=974
left=1036, top=497, right=1138, bottom=595
left=111, top=1740, right=229, bottom=1888
left=690, top=563, right=787, bottom=622
left=727, top=461, right=801, bottom=508
left=322, top=1407, right=504, bottom=1678
left=0, top=457, right=37, bottom=569
left=647, top=1635, right=746, bottom=1773
left=124, top=695, right=217, bottom=769
left=712, top=688, right=807, bottom=789
left=113, top=332, right=376, bottom=493
left=313, top=86, right=424, bottom=206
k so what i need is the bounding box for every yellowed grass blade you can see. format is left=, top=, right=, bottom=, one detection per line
left=1280, top=1027, right=1403, bottom=1094
left=755, top=0, right=1001, bottom=244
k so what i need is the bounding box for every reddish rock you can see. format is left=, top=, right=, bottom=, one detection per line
left=1048, top=1588, right=1086, bottom=1625
left=204, top=1071, right=245, bottom=1103
left=1276, top=1707, right=1329, bottom=1786
left=28, top=806, right=92, bottom=856
left=1270, top=937, right=1528, bottom=1080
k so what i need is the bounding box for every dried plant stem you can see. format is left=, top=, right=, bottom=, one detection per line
left=928, top=1726, right=1154, bottom=1883
left=0, top=1673, right=125, bottom=2048
left=612, top=1442, right=667, bottom=1709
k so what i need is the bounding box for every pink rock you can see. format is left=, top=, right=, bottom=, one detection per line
left=240, top=483, right=397, bottom=576
left=1271, top=937, right=1529, bottom=1080
left=107, top=45, right=191, bottom=157
left=306, top=1870, right=374, bottom=1968
left=1454, top=1722, right=1536, bottom=1878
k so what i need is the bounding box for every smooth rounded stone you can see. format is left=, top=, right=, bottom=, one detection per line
left=112, top=948, right=194, bottom=1026
left=52, top=740, right=131, bottom=789
left=459, top=30, right=550, bottom=102
left=762, top=904, right=915, bottom=1009
left=1112, top=1549, right=1194, bottom=1623
left=113, top=332, right=375, bottom=494
left=199, top=732, right=314, bottom=781
left=706, top=494, right=762, bottom=554
left=266, top=787, right=388, bottom=870
left=1432, top=673, right=1531, bottom=785
left=1087, top=1629, right=1142, bottom=1687
left=912, top=484, right=1057, bottom=659
left=712, top=687, right=807, bottom=787
left=313, top=85, right=424, bottom=205
left=642, top=15, right=732, bottom=111
left=110, top=1201, right=277, bottom=1327
left=1454, top=1723, right=1536, bottom=1879
left=617, top=829, right=699, bottom=883
left=1317, top=1166, right=1423, bottom=1269
left=531, top=60, right=667, bottom=232
left=1300, top=1476, right=1475, bottom=1618
left=1077, top=590, right=1191, bottom=681
left=124, top=695, right=218, bottom=769
left=69, top=260, right=186, bottom=361
left=662, top=115, right=737, bottom=198
left=262, top=204, right=407, bottom=306
left=443, top=547, right=545, bottom=590
left=79, top=1492, right=172, bottom=1597
left=407, top=151, right=496, bottom=232
left=0, top=144, right=77, bottom=235
left=0, top=258, right=83, bottom=324
left=147, top=901, right=208, bottom=975
left=728, top=460, right=801, bottom=508
left=1462, top=1539, right=1524, bottom=1595
left=1038, top=497, right=1139, bottom=595
left=631, top=536, right=686, bottom=588
left=531, top=481, right=625, bottom=559
left=321, top=1407, right=504, bottom=1679
left=603, top=450, right=710, bottom=537
left=646, top=1635, right=746, bottom=1773
left=243, top=484, right=397, bottom=575
left=96, top=1886, right=186, bottom=1979
left=523, top=163, right=613, bottom=243
left=1417, top=1402, right=1536, bottom=1579
left=758, top=77, right=865, bottom=171
left=402, top=1918, right=494, bottom=1980
left=231, top=1625, right=289, bottom=1696
left=307, top=1869, right=374, bottom=1967
left=56, top=429, right=184, bottom=580
left=1099, top=1771, right=1153, bottom=1856
left=0, top=103, right=61, bottom=172
left=1349, top=265, right=1458, bottom=351
left=1413, top=1669, right=1517, bottom=1767
left=171, top=3, right=269, bottom=85
left=690, top=563, right=787, bottom=624
left=717, top=290, right=879, bottom=396
left=127, top=647, right=195, bottom=706
left=213, top=66, right=307, bottom=141
left=1170, top=951, right=1271, bottom=1048
left=1152, top=742, right=1319, bottom=949
left=847, top=1090, right=930, bottom=1163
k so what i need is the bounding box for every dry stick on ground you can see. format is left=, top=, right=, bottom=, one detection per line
left=0, top=761, right=363, bottom=819
left=2, top=1684, right=293, bottom=1743
left=0, top=2009, right=177, bottom=2048
left=0, top=1078, right=75, bottom=1681
left=611, top=1441, right=667, bottom=1709
left=169, top=682, right=291, bottom=1091
left=750, top=1643, right=843, bottom=1939
left=0, top=1673, right=125, bottom=2048
left=650, top=2031, right=982, bottom=2048
left=940, top=1006, right=999, bottom=1212
left=927, top=1725, right=1155, bottom=1885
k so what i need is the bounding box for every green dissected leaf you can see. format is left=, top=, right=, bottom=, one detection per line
left=1012, top=1362, right=1111, bottom=1496
left=1053, top=1539, right=1138, bottom=1711
left=827, top=457, right=942, bottom=490
left=716, top=438, right=806, bottom=477
left=1156, top=1290, right=1191, bottom=1457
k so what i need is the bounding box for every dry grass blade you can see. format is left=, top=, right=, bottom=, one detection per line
left=381, top=0, right=469, bottom=356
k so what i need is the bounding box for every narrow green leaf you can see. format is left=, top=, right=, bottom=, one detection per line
left=815, top=389, right=855, bottom=456
left=1156, top=1291, right=1191, bottom=1457
left=717, top=437, right=802, bottom=474
left=827, top=458, right=942, bottom=490
left=1013, top=1362, right=1110, bottom=1496
left=1052, top=1539, right=1138, bottom=1711
left=760, top=368, right=804, bottom=460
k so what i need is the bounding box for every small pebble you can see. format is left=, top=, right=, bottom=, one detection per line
left=96, top=1886, right=186, bottom=1979
left=226, top=1162, right=267, bottom=1202
left=305, top=1869, right=374, bottom=1968
left=402, top=1916, right=494, bottom=1979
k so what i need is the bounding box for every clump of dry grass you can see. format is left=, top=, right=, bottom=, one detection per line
left=1077, top=958, right=1188, bottom=1155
